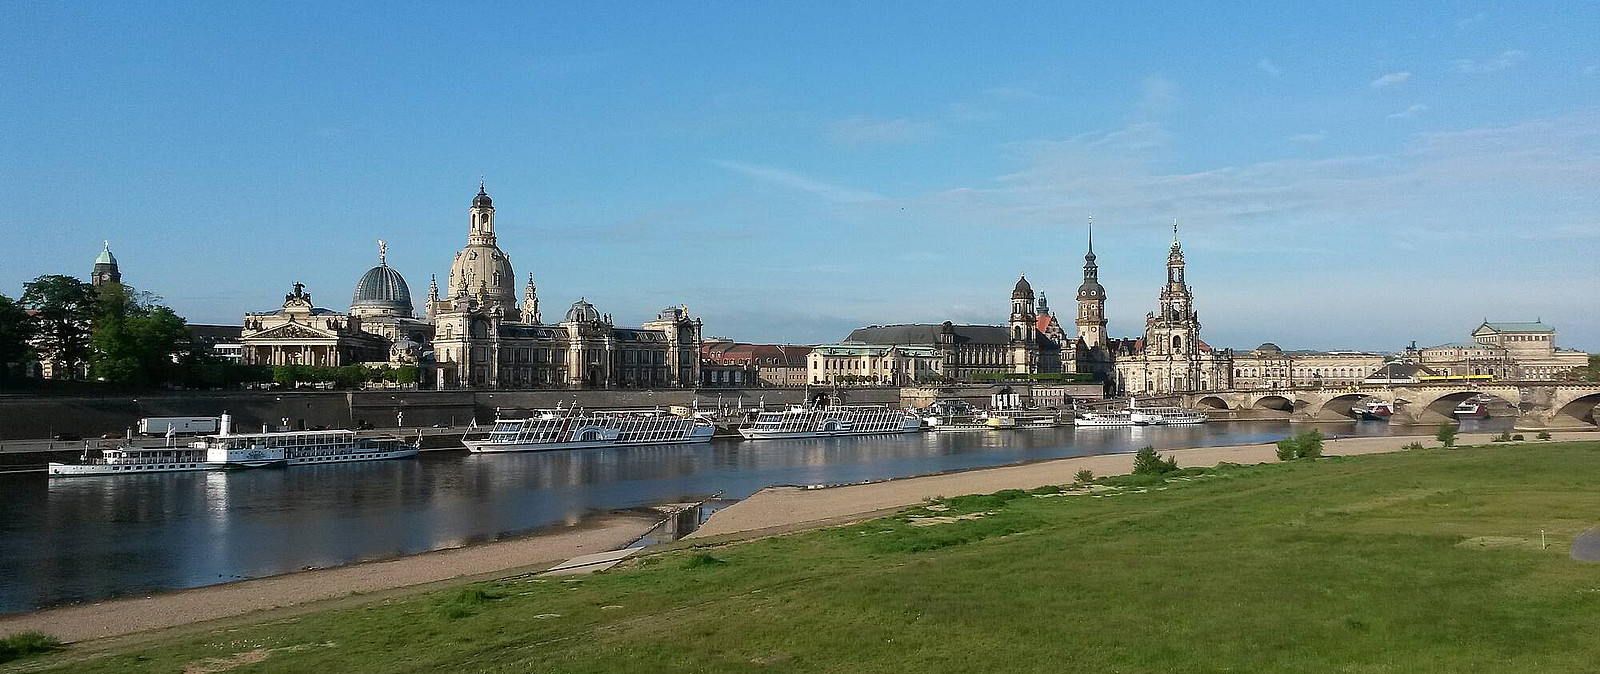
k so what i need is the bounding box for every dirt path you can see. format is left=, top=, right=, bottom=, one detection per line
left=0, top=512, right=660, bottom=644
left=690, top=432, right=1592, bottom=539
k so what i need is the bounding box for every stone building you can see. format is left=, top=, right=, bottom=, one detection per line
left=806, top=343, right=942, bottom=386
left=240, top=283, right=389, bottom=367
left=700, top=342, right=812, bottom=387
left=1112, top=224, right=1232, bottom=394
left=1229, top=343, right=1386, bottom=390
left=1416, top=321, right=1588, bottom=381
left=842, top=274, right=1062, bottom=381
left=349, top=242, right=434, bottom=366
left=425, top=184, right=702, bottom=389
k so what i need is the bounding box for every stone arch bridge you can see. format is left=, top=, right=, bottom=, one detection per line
left=1140, top=383, right=1600, bottom=430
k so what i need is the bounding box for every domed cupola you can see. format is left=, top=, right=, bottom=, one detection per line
left=473, top=181, right=493, bottom=208
left=1012, top=274, right=1034, bottom=300
left=351, top=240, right=414, bottom=318
left=564, top=298, right=603, bottom=323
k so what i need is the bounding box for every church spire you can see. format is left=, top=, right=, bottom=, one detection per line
left=522, top=273, right=540, bottom=324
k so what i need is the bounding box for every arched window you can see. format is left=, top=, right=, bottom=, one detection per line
left=1173, top=335, right=1183, bottom=352
left=1014, top=326, right=1022, bottom=340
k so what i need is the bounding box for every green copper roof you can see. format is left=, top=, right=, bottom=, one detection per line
left=94, top=241, right=117, bottom=266
left=1478, top=321, right=1552, bottom=333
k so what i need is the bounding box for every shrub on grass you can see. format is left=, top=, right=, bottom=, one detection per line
left=1538, top=431, right=1552, bottom=440
left=1132, top=446, right=1178, bottom=475
left=1074, top=469, right=1095, bottom=484
left=1275, top=430, right=1325, bottom=460
left=1436, top=423, right=1458, bottom=448
left=1512, top=434, right=1524, bottom=441
left=1403, top=441, right=1425, bottom=451
left=434, top=585, right=504, bottom=621
left=682, top=553, right=729, bottom=569
left=1491, top=432, right=1512, bottom=443
left=0, top=632, right=62, bottom=664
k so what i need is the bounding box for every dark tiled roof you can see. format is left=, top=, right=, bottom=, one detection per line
left=846, top=324, right=1012, bottom=345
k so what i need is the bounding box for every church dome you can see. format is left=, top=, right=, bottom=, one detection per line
left=351, top=263, right=413, bottom=317
left=1012, top=274, right=1033, bottom=299
left=448, top=246, right=516, bottom=307
left=473, top=183, right=493, bottom=208
left=1077, top=277, right=1105, bottom=300
left=564, top=299, right=601, bottom=323
left=95, top=241, right=117, bottom=266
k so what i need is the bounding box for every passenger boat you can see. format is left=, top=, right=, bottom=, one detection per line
left=1351, top=400, right=1394, bottom=421
left=48, top=445, right=219, bottom=477
left=933, top=413, right=1019, bottom=432
left=48, top=413, right=417, bottom=476
left=1453, top=398, right=1491, bottom=419
left=1073, top=410, right=1137, bottom=427
left=739, top=405, right=921, bottom=440
left=196, top=429, right=418, bottom=467
left=464, top=409, right=715, bottom=452
left=1136, top=406, right=1211, bottom=425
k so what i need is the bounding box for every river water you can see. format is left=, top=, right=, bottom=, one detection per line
left=0, top=419, right=1502, bottom=614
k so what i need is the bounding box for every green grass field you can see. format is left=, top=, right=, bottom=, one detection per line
left=13, top=442, right=1600, bottom=673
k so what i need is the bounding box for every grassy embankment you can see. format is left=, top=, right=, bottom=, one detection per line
left=11, top=441, right=1600, bottom=673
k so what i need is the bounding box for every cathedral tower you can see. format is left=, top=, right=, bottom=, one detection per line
left=1146, top=220, right=1201, bottom=359
left=1075, top=220, right=1108, bottom=348
left=446, top=182, right=519, bottom=319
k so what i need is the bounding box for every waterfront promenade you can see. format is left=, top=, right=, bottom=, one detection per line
left=6, top=429, right=1587, bottom=645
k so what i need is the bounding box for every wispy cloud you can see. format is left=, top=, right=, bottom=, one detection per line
left=1135, top=75, right=1179, bottom=116
left=1370, top=71, right=1411, bottom=88
left=711, top=160, right=883, bottom=203
left=1583, top=65, right=1598, bottom=77
left=1454, top=50, right=1527, bottom=74
left=1256, top=59, right=1282, bottom=77
left=1455, top=12, right=1487, bottom=28
left=1290, top=130, right=1329, bottom=143
left=1388, top=104, right=1429, bottom=119
left=825, top=116, right=938, bottom=145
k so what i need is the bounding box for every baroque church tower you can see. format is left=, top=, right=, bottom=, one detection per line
left=1146, top=220, right=1200, bottom=357
left=1075, top=220, right=1108, bottom=348
left=91, top=241, right=121, bottom=287
left=1009, top=274, right=1037, bottom=373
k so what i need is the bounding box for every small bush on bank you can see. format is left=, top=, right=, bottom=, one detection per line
left=1403, top=441, right=1425, bottom=451
left=0, top=632, right=63, bottom=664
left=1276, top=430, right=1325, bottom=461
left=1031, top=484, right=1063, bottom=495
left=434, top=585, right=505, bottom=621
left=1132, top=446, right=1178, bottom=475
left=1074, top=469, right=1095, bottom=484
left=1492, top=432, right=1513, bottom=443
left=1437, top=423, right=1458, bottom=448
left=682, top=553, right=729, bottom=569
left=1538, top=431, right=1552, bottom=440
left=1513, top=434, right=1525, bottom=441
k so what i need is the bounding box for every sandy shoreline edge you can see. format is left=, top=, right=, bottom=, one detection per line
left=3, top=430, right=1590, bottom=645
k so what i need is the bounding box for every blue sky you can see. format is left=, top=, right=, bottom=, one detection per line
left=2, top=2, right=1597, bottom=351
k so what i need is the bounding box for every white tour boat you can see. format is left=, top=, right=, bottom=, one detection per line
left=463, top=409, right=714, bottom=453
left=48, top=445, right=219, bottom=477
left=739, top=405, right=922, bottom=440
left=1136, top=406, right=1211, bottom=425
left=1073, top=410, right=1138, bottom=427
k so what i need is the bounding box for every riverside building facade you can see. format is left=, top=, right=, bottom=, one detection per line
left=241, top=183, right=703, bottom=389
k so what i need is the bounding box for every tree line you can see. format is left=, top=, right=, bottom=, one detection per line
left=0, top=275, right=416, bottom=389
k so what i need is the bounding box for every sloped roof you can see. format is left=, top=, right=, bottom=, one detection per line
left=846, top=323, right=1011, bottom=346
left=1476, top=321, right=1553, bottom=333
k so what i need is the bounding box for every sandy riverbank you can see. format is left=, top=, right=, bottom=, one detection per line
left=0, top=511, right=662, bottom=644
left=689, top=431, right=1596, bottom=540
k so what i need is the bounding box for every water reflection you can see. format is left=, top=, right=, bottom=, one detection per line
left=0, top=419, right=1502, bottom=614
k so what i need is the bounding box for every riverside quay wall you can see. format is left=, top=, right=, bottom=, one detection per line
left=0, top=388, right=902, bottom=440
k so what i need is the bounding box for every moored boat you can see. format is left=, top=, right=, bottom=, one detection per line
left=465, top=409, right=714, bottom=452
left=739, top=404, right=921, bottom=440
left=48, top=444, right=219, bottom=477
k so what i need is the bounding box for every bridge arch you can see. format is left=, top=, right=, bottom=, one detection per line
left=1196, top=395, right=1232, bottom=410
left=1414, top=390, right=1517, bottom=425
left=1306, top=393, right=1371, bottom=421
left=1254, top=395, right=1293, bottom=412
left=1552, top=392, right=1600, bottom=427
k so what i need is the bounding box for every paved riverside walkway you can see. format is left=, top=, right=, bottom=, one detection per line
left=690, top=431, right=1595, bottom=540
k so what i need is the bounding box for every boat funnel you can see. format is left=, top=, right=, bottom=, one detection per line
left=220, top=412, right=233, bottom=436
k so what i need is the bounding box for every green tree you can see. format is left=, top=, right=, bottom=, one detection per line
left=0, top=294, right=34, bottom=380
left=1132, top=446, right=1178, bottom=475
left=1275, top=429, right=1325, bottom=460
left=20, top=275, right=97, bottom=378
left=88, top=283, right=191, bottom=386
left=1436, top=422, right=1458, bottom=448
